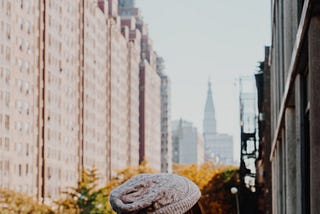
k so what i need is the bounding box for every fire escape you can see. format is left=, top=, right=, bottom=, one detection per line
left=238, top=76, right=258, bottom=213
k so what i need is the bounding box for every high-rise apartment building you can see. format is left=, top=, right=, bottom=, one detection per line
left=0, top=0, right=39, bottom=197
left=119, top=0, right=162, bottom=172
left=40, top=0, right=83, bottom=201
left=108, top=16, right=131, bottom=175
left=82, top=0, right=109, bottom=184
left=126, top=19, right=142, bottom=167
left=139, top=46, right=161, bottom=171
left=172, top=119, right=204, bottom=165
left=157, top=57, right=172, bottom=173
left=0, top=0, right=164, bottom=202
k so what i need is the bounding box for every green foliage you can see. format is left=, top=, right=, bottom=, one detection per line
left=0, top=188, right=54, bottom=214
left=56, top=168, right=112, bottom=214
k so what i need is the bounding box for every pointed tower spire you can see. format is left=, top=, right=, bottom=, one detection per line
left=203, top=79, right=217, bottom=134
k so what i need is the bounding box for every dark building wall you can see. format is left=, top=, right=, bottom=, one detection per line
left=269, top=0, right=320, bottom=213
left=255, top=46, right=272, bottom=214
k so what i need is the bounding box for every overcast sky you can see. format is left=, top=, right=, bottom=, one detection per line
left=136, top=0, right=271, bottom=161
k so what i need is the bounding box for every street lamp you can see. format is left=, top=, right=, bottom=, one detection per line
left=230, top=187, right=240, bottom=214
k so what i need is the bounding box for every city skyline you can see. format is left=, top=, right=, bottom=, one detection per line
left=137, top=0, right=271, bottom=160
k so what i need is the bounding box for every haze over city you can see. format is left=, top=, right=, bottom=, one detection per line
left=137, top=0, right=271, bottom=160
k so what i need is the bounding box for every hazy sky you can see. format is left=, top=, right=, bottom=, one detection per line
left=136, top=0, right=271, bottom=160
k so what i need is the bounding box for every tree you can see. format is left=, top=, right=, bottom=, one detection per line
left=200, top=168, right=239, bottom=214
left=0, top=188, right=54, bottom=214
left=173, top=162, right=239, bottom=214
left=56, top=168, right=111, bottom=214
left=173, top=161, right=223, bottom=190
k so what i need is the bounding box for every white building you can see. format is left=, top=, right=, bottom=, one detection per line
left=172, top=119, right=204, bottom=165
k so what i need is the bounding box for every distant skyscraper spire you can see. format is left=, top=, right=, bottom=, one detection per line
left=203, top=79, right=217, bottom=134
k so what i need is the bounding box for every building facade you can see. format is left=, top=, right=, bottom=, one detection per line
left=0, top=0, right=164, bottom=202
left=157, top=57, right=173, bottom=173
left=269, top=0, right=320, bottom=213
left=139, top=54, right=161, bottom=171
left=0, top=0, right=39, bottom=197
left=109, top=15, right=131, bottom=175
left=172, top=119, right=204, bottom=165
left=255, top=47, right=272, bottom=214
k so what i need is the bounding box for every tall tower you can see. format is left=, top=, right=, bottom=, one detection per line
left=203, top=80, right=217, bottom=161
left=203, top=80, right=217, bottom=135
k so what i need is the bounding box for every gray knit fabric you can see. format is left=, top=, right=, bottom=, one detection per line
left=109, top=173, right=201, bottom=214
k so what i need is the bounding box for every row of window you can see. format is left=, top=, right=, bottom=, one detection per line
left=19, top=0, right=32, bottom=14
left=18, top=37, right=32, bottom=55
left=46, top=166, right=77, bottom=182
left=15, top=121, right=30, bottom=133
left=17, top=59, right=30, bottom=73
left=16, top=100, right=30, bottom=115
left=18, top=163, right=31, bottom=177
left=18, top=17, right=31, bottom=34
left=17, top=79, right=30, bottom=95
left=0, top=0, right=11, bottom=17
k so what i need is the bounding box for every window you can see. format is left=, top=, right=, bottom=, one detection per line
left=17, top=143, right=22, bottom=154
left=26, top=21, right=30, bottom=34
left=5, top=92, right=9, bottom=107
left=6, top=24, right=10, bottom=40
left=18, top=79, right=23, bottom=92
left=47, top=167, right=52, bottom=179
left=19, top=17, right=23, bottom=30
left=25, top=122, right=29, bottom=134
left=5, top=69, right=10, bottom=85
left=26, top=42, right=31, bottom=55
left=18, top=59, right=23, bottom=71
left=17, top=100, right=23, bottom=113
left=5, top=47, right=10, bottom=60
left=20, top=0, right=23, bottom=9
left=25, top=82, right=29, bottom=95
left=25, top=102, right=30, bottom=115
left=4, top=137, right=9, bottom=151
left=17, top=121, right=22, bottom=131
left=18, top=38, right=23, bottom=51
left=25, top=61, right=30, bottom=73
left=6, top=2, right=10, bottom=16
left=4, top=115, right=9, bottom=130
left=18, top=164, right=22, bottom=176
left=26, top=143, right=29, bottom=156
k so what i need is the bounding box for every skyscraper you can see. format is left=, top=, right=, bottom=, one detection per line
left=157, top=57, right=173, bottom=173
left=203, top=80, right=217, bottom=161
left=203, top=80, right=234, bottom=164
left=203, top=81, right=217, bottom=135
left=172, top=119, right=204, bottom=165
left=0, top=0, right=164, bottom=202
